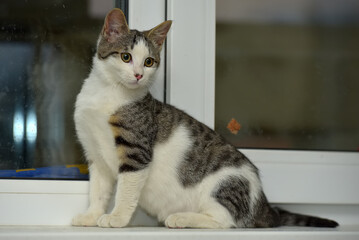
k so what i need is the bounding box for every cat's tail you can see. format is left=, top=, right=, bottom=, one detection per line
left=274, top=207, right=339, bottom=228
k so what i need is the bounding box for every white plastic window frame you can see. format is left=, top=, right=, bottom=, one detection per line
left=0, top=0, right=358, bottom=226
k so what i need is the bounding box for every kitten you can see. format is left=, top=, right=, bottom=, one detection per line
left=72, top=8, right=338, bottom=228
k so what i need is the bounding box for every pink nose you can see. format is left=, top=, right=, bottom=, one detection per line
left=135, top=74, right=143, bottom=80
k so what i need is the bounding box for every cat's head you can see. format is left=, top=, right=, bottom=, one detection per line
left=96, top=8, right=172, bottom=90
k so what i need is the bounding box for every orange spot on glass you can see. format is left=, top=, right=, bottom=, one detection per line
left=227, top=118, right=241, bottom=135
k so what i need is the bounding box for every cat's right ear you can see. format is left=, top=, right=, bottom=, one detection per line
left=102, top=8, right=129, bottom=43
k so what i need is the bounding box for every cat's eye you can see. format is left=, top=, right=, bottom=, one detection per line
left=144, top=57, right=154, bottom=67
left=121, top=53, right=132, bottom=63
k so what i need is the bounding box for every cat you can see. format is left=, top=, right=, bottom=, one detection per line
left=72, top=8, right=338, bottom=229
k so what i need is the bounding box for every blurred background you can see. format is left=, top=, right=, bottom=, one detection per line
left=1, top=0, right=358, bottom=178
left=216, top=0, right=359, bottom=151
left=0, top=0, right=113, bottom=172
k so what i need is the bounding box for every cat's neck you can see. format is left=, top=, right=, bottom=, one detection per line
left=90, top=57, right=149, bottom=104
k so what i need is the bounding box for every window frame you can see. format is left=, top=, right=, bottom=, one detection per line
left=0, top=0, right=358, bottom=226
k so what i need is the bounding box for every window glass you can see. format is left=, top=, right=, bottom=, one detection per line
left=0, top=0, right=114, bottom=179
left=216, top=0, right=359, bottom=151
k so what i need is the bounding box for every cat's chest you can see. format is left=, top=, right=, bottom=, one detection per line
left=74, top=78, right=132, bottom=151
left=74, top=78, right=132, bottom=169
left=76, top=79, right=124, bottom=117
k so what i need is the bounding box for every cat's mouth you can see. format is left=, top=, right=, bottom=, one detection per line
left=124, top=79, right=143, bottom=89
left=130, top=79, right=141, bottom=85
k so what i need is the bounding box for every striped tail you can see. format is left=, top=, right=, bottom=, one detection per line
left=274, top=207, right=339, bottom=228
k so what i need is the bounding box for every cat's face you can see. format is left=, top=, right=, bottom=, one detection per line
left=96, top=9, right=172, bottom=90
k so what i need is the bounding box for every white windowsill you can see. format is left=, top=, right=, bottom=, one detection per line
left=0, top=226, right=358, bottom=240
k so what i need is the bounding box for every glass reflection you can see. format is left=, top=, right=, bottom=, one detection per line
left=0, top=0, right=113, bottom=178
left=216, top=0, right=359, bottom=151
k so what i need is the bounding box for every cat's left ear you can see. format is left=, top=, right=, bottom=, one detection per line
left=102, top=8, right=129, bottom=43
left=146, top=20, right=172, bottom=48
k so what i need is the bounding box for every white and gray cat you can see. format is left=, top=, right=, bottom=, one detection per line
left=72, top=8, right=338, bottom=228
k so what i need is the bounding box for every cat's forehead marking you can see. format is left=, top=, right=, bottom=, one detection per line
left=97, top=29, right=160, bottom=61
left=131, top=32, right=150, bottom=52
left=132, top=38, right=150, bottom=59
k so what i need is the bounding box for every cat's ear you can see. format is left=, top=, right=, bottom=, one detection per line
left=146, top=20, right=172, bottom=48
left=102, top=8, right=129, bottom=43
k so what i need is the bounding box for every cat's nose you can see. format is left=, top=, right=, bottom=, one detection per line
left=135, top=74, right=143, bottom=80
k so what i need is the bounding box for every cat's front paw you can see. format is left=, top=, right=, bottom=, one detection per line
left=97, top=214, right=129, bottom=228
left=72, top=212, right=101, bottom=227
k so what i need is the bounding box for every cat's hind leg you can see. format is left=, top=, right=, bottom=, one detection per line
left=165, top=212, right=221, bottom=229
left=164, top=201, right=235, bottom=229
left=165, top=210, right=234, bottom=229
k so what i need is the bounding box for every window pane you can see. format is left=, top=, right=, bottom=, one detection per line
left=0, top=0, right=114, bottom=179
left=216, top=0, right=359, bottom=151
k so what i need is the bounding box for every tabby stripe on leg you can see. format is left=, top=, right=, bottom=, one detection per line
left=119, top=163, right=140, bottom=173
left=115, top=136, right=150, bottom=154
left=127, top=153, right=149, bottom=165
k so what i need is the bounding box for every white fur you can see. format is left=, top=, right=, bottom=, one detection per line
left=97, top=169, right=149, bottom=228
left=139, top=125, right=195, bottom=222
